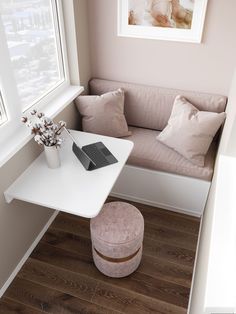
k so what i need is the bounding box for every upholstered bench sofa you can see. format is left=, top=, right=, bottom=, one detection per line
left=81, top=78, right=227, bottom=216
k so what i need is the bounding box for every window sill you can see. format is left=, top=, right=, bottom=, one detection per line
left=0, top=85, right=84, bottom=168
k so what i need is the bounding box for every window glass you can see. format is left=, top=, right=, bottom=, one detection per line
left=0, top=0, right=65, bottom=111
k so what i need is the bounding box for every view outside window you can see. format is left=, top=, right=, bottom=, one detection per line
left=0, top=93, right=7, bottom=126
left=0, top=0, right=65, bottom=111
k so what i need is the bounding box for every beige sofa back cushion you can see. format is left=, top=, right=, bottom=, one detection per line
left=157, top=95, right=226, bottom=167
left=89, top=78, right=227, bottom=131
left=75, top=89, right=131, bottom=138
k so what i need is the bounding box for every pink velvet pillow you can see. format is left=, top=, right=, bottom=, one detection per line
left=75, top=89, right=131, bottom=138
left=157, top=95, right=226, bottom=167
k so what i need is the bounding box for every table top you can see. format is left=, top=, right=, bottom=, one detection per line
left=4, top=130, right=133, bottom=218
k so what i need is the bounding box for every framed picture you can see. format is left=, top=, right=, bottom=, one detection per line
left=118, top=0, right=208, bottom=43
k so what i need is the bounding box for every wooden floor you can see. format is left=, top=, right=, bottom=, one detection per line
left=0, top=197, right=200, bottom=314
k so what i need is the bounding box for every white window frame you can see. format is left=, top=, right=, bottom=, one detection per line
left=0, top=91, right=7, bottom=126
left=0, top=0, right=83, bottom=167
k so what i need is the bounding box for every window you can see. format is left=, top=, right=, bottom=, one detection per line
left=1, top=0, right=65, bottom=112
left=0, top=0, right=82, bottom=167
left=0, top=0, right=70, bottom=141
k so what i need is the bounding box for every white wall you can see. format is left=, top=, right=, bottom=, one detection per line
left=189, top=69, right=236, bottom=313
left=88, top=0, right=236, bottom=95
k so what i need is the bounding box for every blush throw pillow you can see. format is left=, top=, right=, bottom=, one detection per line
left=157, top=95, right=226, bottom=167
left=75, top=89, right=131, bottom=138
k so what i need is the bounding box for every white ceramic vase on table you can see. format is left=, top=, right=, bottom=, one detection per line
left=44, top=145, right=60, bottom=169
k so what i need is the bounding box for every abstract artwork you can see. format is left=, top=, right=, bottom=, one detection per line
left=118, top=0, right=208, bottom=42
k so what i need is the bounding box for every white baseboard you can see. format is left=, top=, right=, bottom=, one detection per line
left=111, top=165, right=211, bottom=217
left=0, top=210, right=59, bottom=298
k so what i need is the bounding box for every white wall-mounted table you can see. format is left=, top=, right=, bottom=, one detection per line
left=4, top=130, right=133, bottom=218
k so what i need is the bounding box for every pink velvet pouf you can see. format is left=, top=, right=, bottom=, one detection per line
left=90, top=201, right=144, bottom=278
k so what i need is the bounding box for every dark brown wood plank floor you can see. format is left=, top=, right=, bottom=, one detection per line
left=0, top=197, right=200, bottom=314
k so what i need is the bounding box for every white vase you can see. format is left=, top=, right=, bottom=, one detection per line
left=44, top=145, right=60, bottom=169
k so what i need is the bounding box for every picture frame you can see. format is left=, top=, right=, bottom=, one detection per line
left=118, top=0, right=208, bottom=43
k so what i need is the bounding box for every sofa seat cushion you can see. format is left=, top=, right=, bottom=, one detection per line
left=125, top=126, right=217, bottom=181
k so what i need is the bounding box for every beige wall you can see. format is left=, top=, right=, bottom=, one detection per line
left=0, top=104, right=80, bottom=291
left=63, top=0, right=91, bottom=91
left=1, top=0, right=236, bottom=302
left=74, top=0, right=91, bottom=92
left=86, top=1, right=236, bottom=311
left=0, top=0, right=90, bottom=293
left=88, top=0, right=236, bottom=95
